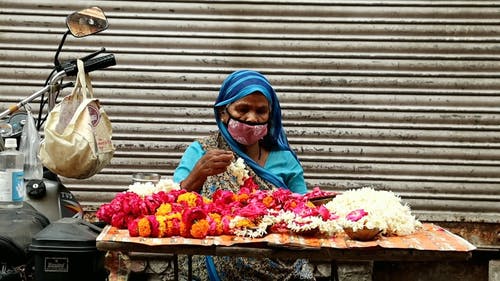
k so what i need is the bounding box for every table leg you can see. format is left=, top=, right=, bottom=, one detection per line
left=331, top=260, right=339, bottom=281
left=173, top=254, right=178, bottom=281
left=188, top=255, right=193, bottom=281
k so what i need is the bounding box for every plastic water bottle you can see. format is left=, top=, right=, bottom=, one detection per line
left=0, top=138, right=25, bottom=208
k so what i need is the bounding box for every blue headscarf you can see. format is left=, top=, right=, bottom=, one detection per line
left=214, top=70, right=297, bottom=189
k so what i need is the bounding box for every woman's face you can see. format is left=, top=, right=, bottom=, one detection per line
left=222, top=92, right=270, bottom=124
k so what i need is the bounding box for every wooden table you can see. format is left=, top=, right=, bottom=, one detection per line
left=96, top=223, right=476, bottom=281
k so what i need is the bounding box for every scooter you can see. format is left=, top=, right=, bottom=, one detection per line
left=0, top=6, right=116, bottom=222
left=0, top=7, right=115, bottom=280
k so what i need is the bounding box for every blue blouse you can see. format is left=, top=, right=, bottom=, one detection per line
left=173, top=141, right=307, bottom=194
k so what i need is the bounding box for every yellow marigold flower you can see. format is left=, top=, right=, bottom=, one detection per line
left=138, top=217, right=151, bottom=237
left=203, top=197, right=212, bottom=204
left=235, top=218, right=255, bottom=228
left=166, top=212, right=182, bottom=221
left=209, top=213, right=222, bottom=222
left=177, top=192, right=199, bottom=207
left=191, top=219, right=210, bottom=239
left=156, top=203, right=172, bottom=216
left=157, top=216, right=167, bottom=237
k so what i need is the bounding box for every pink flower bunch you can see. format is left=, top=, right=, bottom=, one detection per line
left=96, top=191, right=146, bottom=229
left=96, top=189, right=187, bottom=229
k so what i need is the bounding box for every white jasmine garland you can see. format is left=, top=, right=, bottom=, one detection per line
left=317, top=219, right=343, bottom=236
left=286, top=212, right=342, bottom=237
left=127, top=178, right=180, bottom=197
left=227, top=157, right=249, bottom=186
left=325, top=187, right=422, bottom=236
left=231, top=210, right=343, bottom=238
left=155, top=178, right=181, bottom=192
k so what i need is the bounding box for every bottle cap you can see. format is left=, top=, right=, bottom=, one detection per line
left=4, top=138, right=17, bottom=149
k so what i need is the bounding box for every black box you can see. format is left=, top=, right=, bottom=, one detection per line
left=29, top=217, right=108, bottom=281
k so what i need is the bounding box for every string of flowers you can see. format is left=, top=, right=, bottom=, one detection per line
left=227, top=157, right=249, bottom=186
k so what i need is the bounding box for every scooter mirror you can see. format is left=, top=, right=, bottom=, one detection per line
left=66, top=6, right=108, bottom=38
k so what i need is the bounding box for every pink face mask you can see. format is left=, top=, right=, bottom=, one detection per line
left=227, top=118, right=268, bottom=145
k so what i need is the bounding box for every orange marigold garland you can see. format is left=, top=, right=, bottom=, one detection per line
left=137, top=217, right=151, bottom=237
left=190, top=219, right=210, bottom=239
left=179, top=221, right=190, bottom=237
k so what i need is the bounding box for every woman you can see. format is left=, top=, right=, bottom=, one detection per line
left=173, top=70, right=315, bottom=281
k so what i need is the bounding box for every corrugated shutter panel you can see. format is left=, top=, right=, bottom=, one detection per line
left=1, top=0, right=499, bottom=223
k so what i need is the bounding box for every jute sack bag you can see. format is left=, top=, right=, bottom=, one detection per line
left=39, top=59, right=115, bottom=179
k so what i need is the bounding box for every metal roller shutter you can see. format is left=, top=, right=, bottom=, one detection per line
left=0, top=0, right=499, bottom=223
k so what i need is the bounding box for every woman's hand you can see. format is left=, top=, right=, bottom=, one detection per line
left=195, top=149, right=234, bottom=177
left=180, top=149, right=233, bottom=192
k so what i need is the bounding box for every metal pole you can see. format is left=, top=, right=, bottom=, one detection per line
left=0, top=85, right=50, bottom=119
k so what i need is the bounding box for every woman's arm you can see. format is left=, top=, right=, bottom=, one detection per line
left=173, top=141, right=233, bottom=192
left=285, top=160, right=307, bottom=194
left=266, top=150, right=307, bottom=194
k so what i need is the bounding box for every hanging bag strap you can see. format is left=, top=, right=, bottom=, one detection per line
left=76, top=59, right=95, bottom=99
left=59, top=60, right=98, bottom=136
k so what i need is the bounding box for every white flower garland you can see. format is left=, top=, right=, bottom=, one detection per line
left=127, top=178, right=180, bottom=197
left=227, top=157, right=249, bottom=186
left=286, top=212, right=342, bottom=237
left=325, top=187, right=422, bottom=236
left=230, top=210, right=343, bottom=238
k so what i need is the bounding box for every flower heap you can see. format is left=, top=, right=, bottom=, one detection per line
left=97, top=159, right=343, bottom=239
left=324, top=187, right=422, bottom=236
left=97, top=177, right=342, bottom=239
left=97, top=160, right=421, bottom=240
